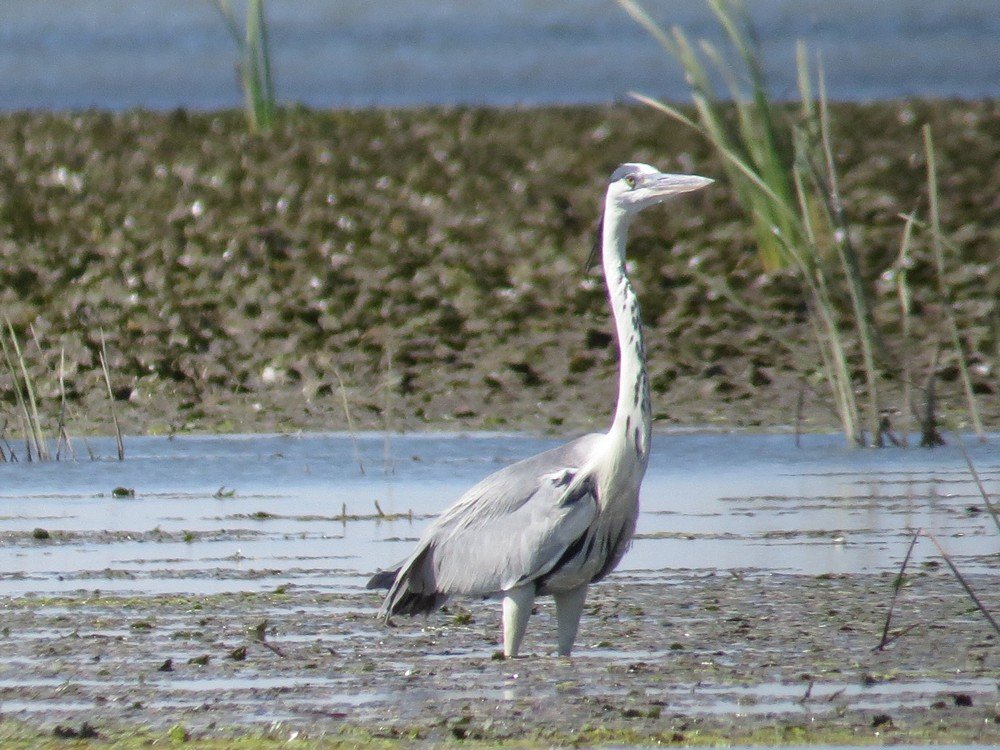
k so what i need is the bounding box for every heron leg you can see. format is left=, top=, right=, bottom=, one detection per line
left=554, top=584, right=588, bottom=656
left=501, top=584, right=535, bottom=658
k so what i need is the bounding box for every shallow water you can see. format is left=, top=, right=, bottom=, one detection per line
left=2, top=432, right=996, bottom=598
left=2, top=1, right=999, bottom=109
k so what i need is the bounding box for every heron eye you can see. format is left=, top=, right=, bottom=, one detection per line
left=624, top=175, right=638, bottom=189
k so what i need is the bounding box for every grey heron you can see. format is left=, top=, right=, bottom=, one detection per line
left=368, top=163, right=712, bottom=657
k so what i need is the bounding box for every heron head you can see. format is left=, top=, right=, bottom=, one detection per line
left=607, top=163, right=713, bottom=214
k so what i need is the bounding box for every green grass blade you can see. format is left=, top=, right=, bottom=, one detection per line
left=895, top=211, right=918, bottom=444
left=816, top=55, right=881, bottom=443
left=923, top=125, right=985, bottom=441
left=209, top=0, right=244, bottom=48
left=0, top=324, right=37, bottom=460
left=254, top=0, right=276, bottom=117
left=796, top=41, right=814, bottom=121
left=6, top=320, right=48, bottom=460
left=617, top=0, right=676, bottom=54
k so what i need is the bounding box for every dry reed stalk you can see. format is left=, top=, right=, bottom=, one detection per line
left=333, top=367, right=365, bottom=475
left=953, top=434, right=1000, bottom=535
left=919, top=348, right=946, bottom=447
left=54, top=347, right=77, bottom=461
left=893, top=212, right=918, bottom=446
left=1, top=321, right=47, bottom=461
left=99, top=330, right=125, bottom=461
left=922, top=126, right=986, bottom=442
left=876, top=529, right=920, bottom=651
left=381, top=344, right=396, bottom=476
left=924, top=531, right=1000, bottom=638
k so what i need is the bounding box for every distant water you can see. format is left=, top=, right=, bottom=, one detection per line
left=2, top=0, right=998, bottom=110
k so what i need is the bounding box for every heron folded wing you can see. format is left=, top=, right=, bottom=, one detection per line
left=378, top=433, right=604, bottom=613
left=429, top=465, right=599, bottom=594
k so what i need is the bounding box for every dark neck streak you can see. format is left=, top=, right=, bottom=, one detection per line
left=603, top=205, right=652, bottom=464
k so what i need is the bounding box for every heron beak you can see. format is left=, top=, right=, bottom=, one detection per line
left=644, top=173, right=714, bottom=204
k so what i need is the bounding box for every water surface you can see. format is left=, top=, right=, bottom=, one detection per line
left=2, top=1, right=998, bottom=109
left=2, top=431, right=996, bottom=597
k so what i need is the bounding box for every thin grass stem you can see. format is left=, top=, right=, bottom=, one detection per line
left=952, top=434, right=1000, bottom=535
left=381, top=345, right=396, bottom=476
left=815, top=58, right=882, bottom=444
left=894, top=213, right=918, bottom=445
left=211, top=0, right=276, bottom=134
left=333, top=367, right=365, bottom=475
left=55, top=346, right=77, bottom=461
left=924, top=531, right=1000, bottom=638
left=1, top=321, right=42, bottom=460
left=99, top=330, right=125, bottom=461
left=876, top=529, right=920, bottom=651
left=8, top=321, right=48, bottom=460
left=922, top=126, right=985, bottom=442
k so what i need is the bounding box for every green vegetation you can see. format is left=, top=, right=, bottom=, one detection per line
left=0, top=319, right=123, bottom=460
left=0, top=320, right=49, bottom=459
left=211, top=0, right=277, bottom=134
left=0, top=715, right=991, bottom=748
left=620, top=0, right=991, bottom=445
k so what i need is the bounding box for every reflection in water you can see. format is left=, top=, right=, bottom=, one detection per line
left=0, top=432, right=996, bottom=596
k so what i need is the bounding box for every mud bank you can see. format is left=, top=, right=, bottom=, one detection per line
left=0, top=571, right=997, bottom=746
left=0, top=102, right=996, bottom=438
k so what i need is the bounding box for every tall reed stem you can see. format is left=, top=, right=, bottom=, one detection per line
left=922, top=126, right=985, bottom=442
left=99, top=330, right=125, bottom=461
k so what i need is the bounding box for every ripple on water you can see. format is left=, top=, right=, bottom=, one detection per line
left=0, top=433, right=996, bottom=596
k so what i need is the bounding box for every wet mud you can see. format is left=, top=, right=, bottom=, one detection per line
left=0, top=102, right=996, bottom=438
left=1, top=570, right=997, bottom=745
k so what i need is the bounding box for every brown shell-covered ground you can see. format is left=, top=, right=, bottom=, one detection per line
left=0, top=101, right=996, bottom=439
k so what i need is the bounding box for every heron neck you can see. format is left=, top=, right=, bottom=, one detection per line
left=602, top=203, right=651, bottom=465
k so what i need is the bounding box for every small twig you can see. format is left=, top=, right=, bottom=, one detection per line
left=919, top=348, right=945, bottom=447
left=381, top=344, right=396, bottom=476
left=333, top=367, right=365, bottom=475
left=794, top=381, right=806, bottom=448
left=80, top=434, right=96, bottom=461
left=876, top=529, right=920, bottom=651
left=55, top=347, right=77, bottom=461
left=952, top=434, right=1000, bottom=535
left=924, top=531, right=1000, bottom=638
left=249, top=619, right=287, bottom=658
left=875, top=622, right=922, bottom=651
left=875, top=409, right=903, bottom=448
left=374, top=499, right=386, bottom=519
left=0, top=418, right=17, bottom=462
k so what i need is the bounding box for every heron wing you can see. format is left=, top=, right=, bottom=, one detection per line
left=378, top=433, right=604, bottom=614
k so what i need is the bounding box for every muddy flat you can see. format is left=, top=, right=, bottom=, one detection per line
left=0, top=433, right=997, bottom=746
left=1, top=571, right=998, bottom=746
